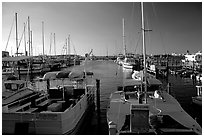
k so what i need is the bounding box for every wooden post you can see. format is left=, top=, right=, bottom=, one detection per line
left=47, top=79, right=50, bottom=94
left=96, top=79, right=101, bottom=132
left=30, top=59, right=33, bottom=81
left=96, top=79, right=100, bottom=115
left=167, top=83, right=171, bottom=94
left=17, top=61, right=20, bottom=80
left=166, top=59, right=169, bottom=83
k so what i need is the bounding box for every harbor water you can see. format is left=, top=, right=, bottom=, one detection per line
left=78, top=60, right=202, bottom=134
left=19, top=60, right=202, bottom=134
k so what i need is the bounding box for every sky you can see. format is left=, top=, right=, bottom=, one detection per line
left=2, top=2, right=202, bottom=56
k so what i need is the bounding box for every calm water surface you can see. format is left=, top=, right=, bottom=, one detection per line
left=78, top=60, right=202, bottom=135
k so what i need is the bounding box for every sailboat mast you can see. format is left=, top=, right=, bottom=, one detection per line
left=141, top=2, right=147, bottom=104
left=54, top=33, right=56, bottom=56
left=24, top=22, right=27, bottom=56
left=42, top=21, right=45, bottom=56
left=68, top=34, right=70, bottom=55
left=107, top=46, right=108, bottom=57
left=28, top=16, right=31, bottom=56
left=30, top=30, right=33, bottom=56
left=49, top=33, right=52, bottom=55
left=122, top=18, right=126, bottom=56
left=15, top=13, right=18, bottom=56
left=65, top=38, right=67, bottom=55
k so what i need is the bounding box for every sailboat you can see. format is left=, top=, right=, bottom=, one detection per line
left=106, top=2, right=201, bottom=135
left=120, top=18, right=138, bottom=70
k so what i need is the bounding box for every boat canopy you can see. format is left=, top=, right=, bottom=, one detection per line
left=40, top=71, right=60, bottom=80
left=39, top=70, right=85, bottom=80
left=68, top=71, right=84, bottom=79
left=56, top=71, right=71, bottom=78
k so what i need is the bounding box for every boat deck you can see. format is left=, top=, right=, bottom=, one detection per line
left=107, top=90, right=202, bottom=135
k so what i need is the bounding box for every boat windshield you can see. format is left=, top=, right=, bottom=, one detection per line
left=5, top=83, right=25, bottom=91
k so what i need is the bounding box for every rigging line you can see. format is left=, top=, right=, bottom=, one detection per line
left=159, top=31, right=166, bottom=54
left=70, top=39, right=77, bottom=55
left=49, top=33, right=52, bottom=55
left=133, top=3, right=143, bottom=55
left=145, top=9, right=151, bottom=55
left=17, top=20, right=28, bottom=50
left=129, top=2, right=135, bottom=49
left=128, top=2, right=137, bottom=52
left=5, top=16, right=15, bottom=51
left=151, top=3, right=166, bottom=54
left=134, top=32, right=142, bottom=54
left=151, top=2, right=158, bottom=18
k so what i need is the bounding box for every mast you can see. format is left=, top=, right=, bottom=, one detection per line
left=30, top=30, right=33, bottom=56
left=141, top=2, right=147, bottom=104
left=42, top=21, right=45, bottom=56
left=28, top=16, right=31, bottom=56
left=107, top=46, right=108, bottom=57
left=54, top=33, right=56, bottom=56
left=15, top=13, right=18, bottom=56
left=24, top=22, right=27, bottom=56
left=122, top=18, right=126, bottom=57
left=65, top=38, right=67, bottom=55
left=68, top=34, right=70, bottom=55
left=49, top=33, right=52, bottom=55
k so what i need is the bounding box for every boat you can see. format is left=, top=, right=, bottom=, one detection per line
left=116, top=54, right=125, bottom=66
left=120, top=18, right=138, bottom=70
left=106, top=2, right=201, bottom=135
left=107, top=76, right=202, bottom=134
left=2, top=76, right=39, bottom=107
left=192, top=85, right=202, bottom=106
left=122, top=56, right=137, bottom=69
left=2, top=69, right=96, bottom=134
left=132, top=70, right=156, bottom=80
left=2, top=56, right=50, bottom=76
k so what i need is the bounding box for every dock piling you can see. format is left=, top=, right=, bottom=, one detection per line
left=96, top=79, right=101, bottom=132
left=96, top=79, right=101, bottom=115
left=167, top=83, right=171, bottom=94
